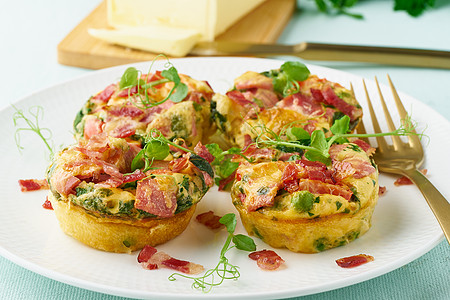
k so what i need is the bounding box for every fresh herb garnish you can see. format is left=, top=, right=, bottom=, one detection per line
left=252, top=114, right=421, bottom=165
left=262, top=61, right=310, bottom=97
left=205, top=143, right=252, bottom=185
left=12, top=104, right=54, bottom=158
left=168, top=213, right=256, bottom=292
left=119, top=56, right=188, bottom=109
left=313, top=0, right=435, bottom=18
left=131, top=129, right=192, bottom=172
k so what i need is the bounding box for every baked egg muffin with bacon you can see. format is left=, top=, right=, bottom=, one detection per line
left=74, top=66, right=214, bottom=148
left=231, top=141, right=378, bottom=253
left=209, top=62, right=362, bottom=149
left=47, top=133, right=214, bottom=253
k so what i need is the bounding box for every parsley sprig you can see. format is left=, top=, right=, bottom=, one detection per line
left=313, top=0, right=435, bottom=18
left=119, top=56, right=188, bottom=109
left=12, top=104, right=54, bottom=158
left=168, top=213, right=256, bottom=292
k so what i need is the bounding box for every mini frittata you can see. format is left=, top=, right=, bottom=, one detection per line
left=47, top=132, right=213, bottom=253
left=231, top=142, right=378, bottom=253
left=73, top=70, right=214, bottom=148
left=209, top=64, right=362, bottom=148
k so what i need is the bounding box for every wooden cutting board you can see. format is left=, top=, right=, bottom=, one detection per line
left=57, top=0, right=296, bottom=70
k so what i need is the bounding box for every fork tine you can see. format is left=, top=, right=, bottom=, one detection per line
left=387, top=75, right=422, bottom=149
left=362, top=79, right=390, bottom=151
left=350, top=82, right=369, bottom=143
left=375, top=77, right=403, bottom=150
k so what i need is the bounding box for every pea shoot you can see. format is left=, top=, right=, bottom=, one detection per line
left=12, top=104, right=54, bottom=158
left=168, top=213, right=256, bottom=292
left=252, top=114, right=422, bottom=165
left=261, top=61, right=310, bottom=97
left=119, top=55, right=188, bottom=109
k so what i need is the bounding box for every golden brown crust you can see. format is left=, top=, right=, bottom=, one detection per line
left=48, top=193, right=196, bottom=253
left=234, top=195, right=376, bottom=253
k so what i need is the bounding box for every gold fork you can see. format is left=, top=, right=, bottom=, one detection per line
left=357, top=76, right=450, bottom=244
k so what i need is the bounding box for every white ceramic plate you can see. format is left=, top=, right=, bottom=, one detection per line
left=0, top=57, right=448, bottom=299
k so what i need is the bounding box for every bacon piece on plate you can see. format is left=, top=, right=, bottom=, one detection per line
left=196, top=211, right=224, bottom=230
left=249, top=249, right=285, bottom=271
left=18, top=179, right=49, bottom=192
left=336, top=254, right=374, bottom=268
left=378, top=186, right=387, bottom=196
left=138, top=245, right=204, bottom=274
left=394, top=169, right=427, bottom=186
left=42, top=197, right=53, bottom=210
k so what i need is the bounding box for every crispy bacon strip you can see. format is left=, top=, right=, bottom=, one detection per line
left=196, top=211, right=224, bottom=230
left=336, top=254, right=374, bottom=268
left=394, top=169, right=427, bottom=186
left=42, top=197, right=53, bottom=210
left=249, top=250, right=285, bottom=271
left=138, top=245, right=204, bottom=274
left=18, top=179, right=49, bottom=192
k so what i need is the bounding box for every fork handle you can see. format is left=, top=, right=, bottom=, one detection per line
left=403, top=169, right=450, bottom=244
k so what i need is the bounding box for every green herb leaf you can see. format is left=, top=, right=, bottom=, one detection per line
left=217, top=159, right=240, bottom=179
left=286, top=127, right=310, bottom=141
left=205, top=143, right=224, bottom=163
left=280, top=61, right=310, bottom=82
left=330, top=115, right=350, bottom=135
left=119, top=67, right=139, bottom=90
left=169, top=83, right=188, bottom=103
left=232, top=234, right=256, bottom=251
left=189, top=154, right=214, bottom=178
left=144, top=140, right=170, bottom=160
left=219, top=213, right=237, bottom=234
left=394, top=0, right=435, bottom=17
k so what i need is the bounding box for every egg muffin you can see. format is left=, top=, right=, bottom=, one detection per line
left=73, top=70, right=214, bottom=148
left=47, top=134, right=212, bottom=253
left=209, top=66, right=362, bottom=148
left=230, top=142, right=378, bottom=253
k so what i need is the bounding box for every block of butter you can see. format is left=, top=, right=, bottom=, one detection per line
left=88, top=26, right=201, bottom=57
left=106, top=0, right=266, bottom=41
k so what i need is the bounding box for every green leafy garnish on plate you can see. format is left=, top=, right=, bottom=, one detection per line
left=168, top=213, right=256, bottom=293
left=12, top=104, right=54, bottom=158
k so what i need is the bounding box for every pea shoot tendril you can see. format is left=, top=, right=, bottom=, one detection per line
left=12, top=104, right=54, bottom=158
left=168, top=213, right=256, bottom=293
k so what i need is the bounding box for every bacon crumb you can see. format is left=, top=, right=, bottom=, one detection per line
left=378, top=186, right=387, bottom=196
left=394, top=169, right=428, bottom=186
left=42, top=197, right=53, bottom=210
left=18, top=179, right=49, bottom=192
left=196, top=211, right=224, bottom=230
left=336, top=254, right=374, bottom=268
left=137, top=245, right=204, bottom=275
left=249, top=249, right=285, bottom=271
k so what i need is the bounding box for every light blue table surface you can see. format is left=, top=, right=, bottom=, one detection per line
left=1, top=1, right=449, bottom=299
